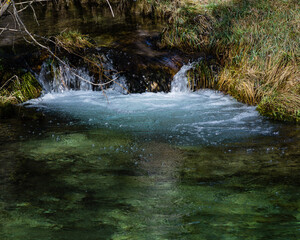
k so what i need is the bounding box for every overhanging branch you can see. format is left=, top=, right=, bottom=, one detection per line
left=0, top=0, right=12, bottom=17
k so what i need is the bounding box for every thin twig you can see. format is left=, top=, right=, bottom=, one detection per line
left=29, top=3, right=39, bottom=25
left=0, top=75, right=18, bottom=91
left=0, top=27, right=21, bottom=32
left=0, top=23, right=9, bottom=36
left=17, top=4, right=30, bottom=12
left=14, top=0, right=49, bottom=5
left=106, top=0, right=115, bottom=18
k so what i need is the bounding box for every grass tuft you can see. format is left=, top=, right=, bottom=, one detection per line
left=150, top=0, right=299, bottom=122
left=55, top=30, right=95, bottom=52
left=0, top=72, right=42, bottom=105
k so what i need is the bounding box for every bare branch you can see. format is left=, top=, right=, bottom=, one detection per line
left=1, top=0, right=127, bottom=93
left=0, top=75, right=19, bottom=91
left=17, top=4, right=30, bottom=12
left=14, top=0, right=49, bottom=5
left=106, top=0, right=114, bottom=18
left=0, top=24, right=9, bottom=36
left=29, top=3, right=39, bottom=25
left=73, top=72, right=118, bottom=87
left=0, top=27, right=20, bottom=32
left=0, top=0, right=11, bottom=17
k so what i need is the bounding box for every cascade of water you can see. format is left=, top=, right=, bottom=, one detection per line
left=171, top=62, right=195, bottom=93
left=27, top=60, right=274, bottom=146
left=110, top=75, right=128, bottom=94
left=38, top=62, right=93, bottom=93
left=37, top=58, right=128, bottom=94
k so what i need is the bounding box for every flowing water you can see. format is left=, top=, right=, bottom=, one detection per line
left=1, top=2, right=300, bottom=240
left=1, top=63, right=299, bottom=240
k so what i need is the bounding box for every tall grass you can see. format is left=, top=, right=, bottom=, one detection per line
left=0, top=73, right=42, bottom=106
left=154, top=0, right=299, bottom=121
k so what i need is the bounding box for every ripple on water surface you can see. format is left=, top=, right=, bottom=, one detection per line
left=0, top=89, right=299, bottom=240
left=26, top=90, right=276, bottom=145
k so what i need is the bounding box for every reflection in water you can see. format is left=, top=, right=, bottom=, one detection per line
left=0, top=1, right=164, bottom=48
left=0, top=2, right=299, bottom=239
left=0, top=120, right=299, bottom=239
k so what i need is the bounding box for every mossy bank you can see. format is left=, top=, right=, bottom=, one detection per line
left=1, top=0, right=299, bottom=122
left=0, top=60, right=42, bottom=118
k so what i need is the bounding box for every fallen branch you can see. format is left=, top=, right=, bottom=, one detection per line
left=0, top=0, right=11, bottom=17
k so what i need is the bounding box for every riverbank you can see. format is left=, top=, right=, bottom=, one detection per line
left=153, top=0, right=299, bottom=122
left=0, top=0, right=299, bottom=122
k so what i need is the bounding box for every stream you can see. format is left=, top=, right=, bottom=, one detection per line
left=1, top=2, right=300, bottom=240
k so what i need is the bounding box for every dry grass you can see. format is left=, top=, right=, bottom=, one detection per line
left=55, top=30, right=95, bottom=52
left=151, top=0, right=299, bottom=121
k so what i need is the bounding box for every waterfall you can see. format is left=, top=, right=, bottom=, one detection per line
left=37, top=58, right=127, bottom=94
left=110, top=75, right=128, bottom=94
left=38, top=62, right=93, bottom=93
left=171, top=62, right=195, bottom=93
left=27, top=60, right=273, bottom=146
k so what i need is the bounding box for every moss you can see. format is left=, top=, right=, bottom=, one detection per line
left=257, top=94, right=300, bottom=123
left=16, top=72, right=42, bottom=102
left=0, top=72, right=42, bottom=106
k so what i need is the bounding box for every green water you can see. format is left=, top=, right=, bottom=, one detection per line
left=0, top=115, right=299, bottom=240
left=1, top=2, right=299, bottom=239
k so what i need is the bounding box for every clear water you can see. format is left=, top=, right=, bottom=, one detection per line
left=1, top=87, right=299, bottom=239
left=1, top=3, right=300, bottom=239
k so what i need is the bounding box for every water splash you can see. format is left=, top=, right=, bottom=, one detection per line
left=171, top=62, right=195, bottom=92
left=26, top=89, right=275, bottom=146
left=38, top=62, right=93, bottom=93
left=27, top=62, right=277, bottom=145
left=37, top=57, right=128, bottom=94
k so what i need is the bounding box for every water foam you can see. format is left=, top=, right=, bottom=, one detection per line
left=38, top=62, right=93, bottom=93
left=171, top=62, right=195, bottom=92
left=26, top=63, right=276, bottom=145
left=27, top=88, right=274, bottom=145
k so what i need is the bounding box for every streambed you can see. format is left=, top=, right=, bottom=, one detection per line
left=1, top=2, right=300, bottom=240
left=1, top=86, right=299, bottom=240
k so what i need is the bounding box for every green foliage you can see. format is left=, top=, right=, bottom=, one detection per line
left=257, top=94, right=300, bottom=122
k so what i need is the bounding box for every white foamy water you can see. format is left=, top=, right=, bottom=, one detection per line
left=26, top=63, right=276, bottom=145
left=171, top=62, right=195, bottom=93
left=26, top=89, right=274, bottom=145
left=38, top=62, right=94, bottom=92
